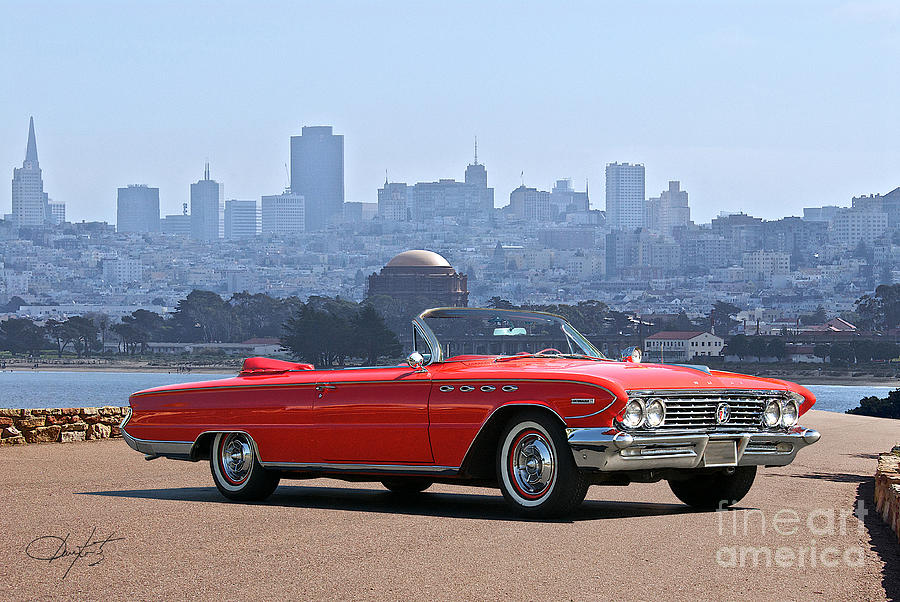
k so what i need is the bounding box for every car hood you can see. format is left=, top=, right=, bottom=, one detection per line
left=449, top=358, right=815, bottom=411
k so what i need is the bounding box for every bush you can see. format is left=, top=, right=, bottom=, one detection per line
left=846, top=389, right=900, bottom=419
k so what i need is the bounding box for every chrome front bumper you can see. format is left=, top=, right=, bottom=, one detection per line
left=567, top=427, right=821, bottom=471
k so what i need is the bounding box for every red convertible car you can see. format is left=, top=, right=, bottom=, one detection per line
left=122, top=307, right=820, bottom=517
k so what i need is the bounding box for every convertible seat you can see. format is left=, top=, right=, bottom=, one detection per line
left=240, top=356, right=315, bottom=375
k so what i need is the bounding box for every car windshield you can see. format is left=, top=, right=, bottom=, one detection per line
left=416, top=308, right=605, bottom=362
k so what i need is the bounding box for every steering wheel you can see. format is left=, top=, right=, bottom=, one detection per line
left=536, top=348, right=563, bottom=356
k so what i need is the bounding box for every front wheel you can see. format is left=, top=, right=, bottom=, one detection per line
left=496, top=411, right=588, bottom=518
left=210, top=432, right=279, bottom=501
left=668, top=466, right=757, bottom=510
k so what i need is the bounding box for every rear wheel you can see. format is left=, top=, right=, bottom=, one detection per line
left=381, top=478, right=432, bottom=495
left=668, top=466, right=757, bottom=510
left=210, top=432, right=279, bottom=501
left=496, top=411, right=588, bottom=518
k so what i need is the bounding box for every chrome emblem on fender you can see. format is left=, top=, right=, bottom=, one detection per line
left=716, top=402, right=731, bottom=424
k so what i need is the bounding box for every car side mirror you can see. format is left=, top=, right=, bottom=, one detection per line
left=620, top=346, right=642, bottom=363
left=407, top=351, right=426, bottom=372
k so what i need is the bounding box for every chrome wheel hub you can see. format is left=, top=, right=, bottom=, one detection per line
left=221, top=434, right=252, bottom=482
left=512, top=433, right=555, bottom=496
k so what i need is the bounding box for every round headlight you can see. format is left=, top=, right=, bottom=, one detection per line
left=645, top=398, right=666, bottom=428
left=763, top=400, right=782, bottom=428
left=622, top=399, right=645, bottom=429
left=781, top=399, right=799, bottom=427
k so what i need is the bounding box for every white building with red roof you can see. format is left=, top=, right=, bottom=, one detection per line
left=644, top=330, right=725, bottom=361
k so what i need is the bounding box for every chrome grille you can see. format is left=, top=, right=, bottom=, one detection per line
left=628, top=390, right=785, bottom=432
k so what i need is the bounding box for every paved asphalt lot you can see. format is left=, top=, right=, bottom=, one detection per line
left=1, top=409, right=898, bottom=601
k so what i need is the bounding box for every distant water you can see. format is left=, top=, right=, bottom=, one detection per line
left=0, top=371, right=894, bottom=413
left=803, top=385, right=896, bottom=414
left=0, top=371, right=232, bottom=409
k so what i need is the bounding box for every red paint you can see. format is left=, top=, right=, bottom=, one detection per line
left=125, top=355, right=817, bottom=471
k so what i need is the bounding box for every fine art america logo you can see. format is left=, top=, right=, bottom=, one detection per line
left=714, top=501, right=868, bottom=568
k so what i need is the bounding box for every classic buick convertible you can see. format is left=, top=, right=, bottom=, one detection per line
left=122, top=307, right=820, bottom=517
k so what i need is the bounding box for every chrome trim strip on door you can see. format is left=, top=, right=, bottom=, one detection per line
left=258, top=461, right=459, bottom=476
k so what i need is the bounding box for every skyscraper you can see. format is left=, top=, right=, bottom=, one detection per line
left=48, top=202, right=66, bottom=225
left=290, top=126, right=343, bottom=231
left=508, top=185, right=552, bottom=222
left=549, top=179, right=589, bottom=219
left=261, top=191, right=305, bottom=234
left=117, top=185, right=160, bottom=233
left=376, top=142, right=494, bottom=222
left=11, top=117, right=49, bottom=227
left=646, top=181, right=690, bottom=235
left=191, top=163, right=224, bottom=241
left=605, top=162, right=645, bottom=231
left=224, top=200, right=259, bottom=239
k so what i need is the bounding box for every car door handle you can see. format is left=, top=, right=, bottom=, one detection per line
left=315, top=384, right=337, bottom=397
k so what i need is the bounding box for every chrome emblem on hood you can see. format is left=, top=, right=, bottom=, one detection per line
left=716, top=402, right=731, bottom=424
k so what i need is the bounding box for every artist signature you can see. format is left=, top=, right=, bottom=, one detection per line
left=25, top=527, right=126, bottom=579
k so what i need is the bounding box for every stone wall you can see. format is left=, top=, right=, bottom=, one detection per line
left=875, top=446, right=900, bottom=544
left=0, top=407, right=128, bottom=445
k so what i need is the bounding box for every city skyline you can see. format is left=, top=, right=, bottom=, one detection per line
left=2, top=2, right=898, bottom=224
left=5, top=115, right=899, bottom=230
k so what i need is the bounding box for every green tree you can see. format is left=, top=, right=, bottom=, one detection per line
left=710, top=301, right=741, bottom=337
left=873, top=341, right=900, bottom=361
left=799, top=306, right=828, bottom=326
left=727, top=334, right=749, bottom=359
left=170, top=290, right=234, bottom=343
left=229, top=292, right=301, bottom=341
left=666, top=310, right=696, bottom=332
left=766, top=338, right=786, bottom=360
left=112, top=322, right=142, bottom=355
left=117, top=309, right=167, bottom=354
left=2, top=296, right=27, bottom=313
left=830, top=343, right=855, bottom=365
left=65, top=316, right=100, bottom=357
left=281, top=304, right=353, bottom=368
left=846, top=389, right=900, bottom=419
left=352, top=305, right=402, bottom=365
left=748, top=336, right=769, bottom=359
left=855, top=284, right=900, bottom=332
left=0, top=318, right=47, bottom=356
left=44, top=318, right=77, bottom=357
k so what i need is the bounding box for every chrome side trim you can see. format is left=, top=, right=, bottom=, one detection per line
left=458, top=402, right=568, bottom=468
left=435, top=378, right=619, bottom=401
left=480, top=385, right=496, bottom=392
left=564, top=398, right=617, bottom=420
left=502, top=385, right=518, bottom=392
left=191, top=430, right=263, bottom=461
left=259, top=461, right=459, bottom=476
left=459, top=385, right=475, bottom=392
left=439, top=385, right=454, bottom=392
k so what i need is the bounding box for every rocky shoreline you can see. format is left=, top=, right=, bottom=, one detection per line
left=0, top=406, right=128, bottom=445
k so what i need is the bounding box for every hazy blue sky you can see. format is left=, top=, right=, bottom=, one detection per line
left=2, top=1, right=898, bottom=224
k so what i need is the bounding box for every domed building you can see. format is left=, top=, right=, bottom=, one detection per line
left=366, top=250, right=468, bottom=307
